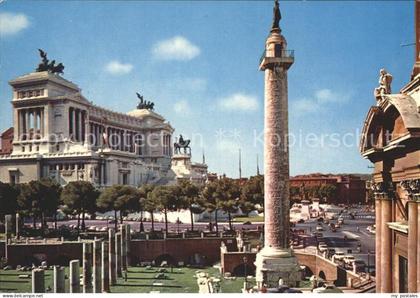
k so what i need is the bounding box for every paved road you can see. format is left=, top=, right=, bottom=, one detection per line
left=294, top=207, right=376, bottom=271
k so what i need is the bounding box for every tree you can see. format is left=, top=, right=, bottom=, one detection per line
left=138, top=184, right=155, bottom=232
left=18, top=179, right=62, bottom=232
left=40, top=179, right=62, bottom=230
left=97, top=185, right=138, bottom=230
left=201, top=181, right=220, bottom=232
left=177, top=180, right=203, bottom=231
left=319, top=184, right=337, bottom=203
left=0, top=182, right=19, bottom=219
left=61, top=181, right=99, bottom=231
left=218, top=178, right=241, bottom=230
left=240, top=175, right=264, bottom=215
left=151, top=185, right=180, bottom=233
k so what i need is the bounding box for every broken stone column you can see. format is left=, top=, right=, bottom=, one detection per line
left=115, top=232, right=122, bottom=277
left=93, top=240, right=102, bottom=293
left=120, top=225, right=127, bottom=271
left=83, top=242, right=93, bottom=293
left=69, top=259, right=80, bottom=293
left=102, top=241, right=110, bottom=292
left=53, top=266, right=65, bottom=293
left=108, top=228, right=116, bottom=285
left=32, top=268, right=45, bottom=293
left=126, top=224, right=131, bottom=267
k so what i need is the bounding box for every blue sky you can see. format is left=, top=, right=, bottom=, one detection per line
left=0, top=1, right=415, bottom=178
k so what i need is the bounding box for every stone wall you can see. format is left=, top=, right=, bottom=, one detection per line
left=3, top=238, right=237, bottom=267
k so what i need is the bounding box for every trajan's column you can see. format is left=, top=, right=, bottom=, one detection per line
left=255, top=0, right=301, bottom=288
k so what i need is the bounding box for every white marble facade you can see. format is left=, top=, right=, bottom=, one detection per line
left=0, top=71, right=180, bottom=187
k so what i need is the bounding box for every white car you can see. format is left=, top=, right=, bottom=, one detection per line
left=367, top=225, right=376, bottom=234
left=316, top=226, right=324, bottom=231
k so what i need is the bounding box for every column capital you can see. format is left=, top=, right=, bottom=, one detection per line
left=372, top=181, right=395, bottom=199
left=400, top=179, right=420, bottom=202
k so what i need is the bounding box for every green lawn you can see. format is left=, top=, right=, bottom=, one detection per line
left=233, top=216, right=264, bottom=223
left=0, top=266, right=248, bottom=293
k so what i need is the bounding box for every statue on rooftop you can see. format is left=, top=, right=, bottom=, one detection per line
left=36, top=49, right=65, bottom=74
left=136, top=92, right=155, bottom=110
left=272, top=0, right=281, bottom=30
left=374, top=68, right=393, bottom=101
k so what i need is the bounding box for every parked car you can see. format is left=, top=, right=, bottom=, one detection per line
left=297, top=219, right=305, bottom=224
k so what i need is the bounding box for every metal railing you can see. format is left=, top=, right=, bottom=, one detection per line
left=259, top=49, right=295, bottom=65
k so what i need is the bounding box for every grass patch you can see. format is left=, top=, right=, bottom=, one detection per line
left=0, top=266, right=248, bottom=293
left=233, top=216, right=264, bottom=223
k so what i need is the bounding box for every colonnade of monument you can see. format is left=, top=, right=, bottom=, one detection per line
left=30, top=224, right=131, bottom=293
left=17, top=108, right=45, bottom=140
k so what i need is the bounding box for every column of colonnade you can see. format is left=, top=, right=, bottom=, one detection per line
left=69, top=107, right=87, bottom=143
left=380, top=194, right=392, bottom=293
left=18, top=107, right=45, bottom=140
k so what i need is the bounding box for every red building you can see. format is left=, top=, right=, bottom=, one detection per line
left=0, top=127, right=13, bottom=155
left=290, top=173, right=367, bottom=205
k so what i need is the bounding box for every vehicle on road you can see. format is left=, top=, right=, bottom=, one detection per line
left=367, top=225, right=376, bottom=234
left=316, top=226, right=324, bottom=231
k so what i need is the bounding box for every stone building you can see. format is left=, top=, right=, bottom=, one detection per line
left=0, top=70, right=177, bottom=187
left=290, top=173, right=367, bottom=204
left=359, top=1, right=420, bottom=292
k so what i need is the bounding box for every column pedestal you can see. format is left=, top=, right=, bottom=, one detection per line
left=255, top=247, right=300, bottom=288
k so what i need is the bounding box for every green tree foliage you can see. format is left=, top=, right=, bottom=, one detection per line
left=138, top=184, right=156, bottom=231
left=61, top=181, right=98, bottom=231
left=177, top=180, right=203, bottom=231
left=17, top=179, right=62, bottom=232
left=240, top=175, right=264, bottom=215
left=97, top=185, right=138, bottom=230
left=151, top=185, right=181, bottom=232
left=0, top=182, right=19, bottom=219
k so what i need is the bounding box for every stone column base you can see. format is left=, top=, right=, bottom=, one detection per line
left=255, top=246, right=301, bottom=289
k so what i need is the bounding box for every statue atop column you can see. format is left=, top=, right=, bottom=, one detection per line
left=272, top=0, right=281, bottom=30
left=374, top=68, right=393, bottom=102
left=36, top=49, right=65, bottom=75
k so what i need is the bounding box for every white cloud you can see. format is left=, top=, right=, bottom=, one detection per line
left=104, top=60, right=133, bottom=75
left=152, top=36, right=200, bottom=61
left=291, top=88, right=349, bottom=115
left=0, top=12, right=29, bottom=36
left=174, top=100, right=191, bottom=115
left=218, top=93, right=259, bottom=112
